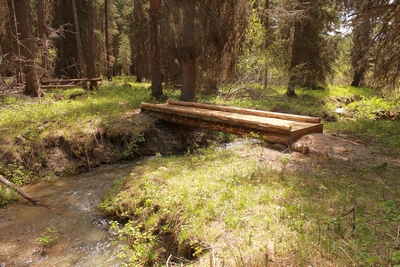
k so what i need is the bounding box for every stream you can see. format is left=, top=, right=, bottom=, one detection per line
left=0, top=162, right=137, bottom=267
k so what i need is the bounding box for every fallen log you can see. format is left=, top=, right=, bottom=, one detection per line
left=41, top=84, right=77, bottom=90
left=0, top=175, right=38, bottom=205
left=0, top=175, right=67, bottom=216
left=167, top=100, right=321, bottom=123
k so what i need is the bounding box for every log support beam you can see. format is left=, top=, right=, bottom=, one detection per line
left=141, top=100, right=323, bottom=146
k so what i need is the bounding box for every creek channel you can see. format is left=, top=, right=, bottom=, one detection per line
left=0, top=161, right=138, bottom=267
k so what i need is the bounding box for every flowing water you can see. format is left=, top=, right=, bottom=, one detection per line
left=0, top=162, right=137, bottom=267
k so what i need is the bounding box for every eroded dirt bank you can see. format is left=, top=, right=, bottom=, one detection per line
left=0, top=113, right=214, bottom=180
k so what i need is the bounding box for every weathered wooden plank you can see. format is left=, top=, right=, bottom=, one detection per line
left=167, top=100, right=321, bottom=123
left=41, top=78, right=102, bottom=84
left=145, top=109, right=292, bottom=145
left=141, top=102, right=292, bottom=132
left=140, top=101, right=323, bottom=145
left=41, top=84, right=77, bottom=89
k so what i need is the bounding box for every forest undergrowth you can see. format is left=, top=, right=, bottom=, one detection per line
left=1, top=77, right=400, bottom=266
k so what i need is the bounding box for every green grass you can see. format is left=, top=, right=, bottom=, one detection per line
left=1, top=79, right=400, bottom=264
left=100, top=142, right=400, bottom=266
left=0, top=79, right=152, bottom=141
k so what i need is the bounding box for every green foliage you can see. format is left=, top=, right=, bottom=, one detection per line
left=123, top=133, right=145, bottom=157
left=280, top=154, right=291, bottom=173
left=0, top=164, right=33, bottom=185
left=0, top=78, right=152, bottom=145
left=237, top=0, right=266, bottom=79
left=37, top=226, right=59, bottom=248
left=347, top=96, right=399, bottom=120
left=0, top=185, right=17, bottom=207
left=110, top=220, right=158, bottom=266
left=0, top=164, right=32, bottom=207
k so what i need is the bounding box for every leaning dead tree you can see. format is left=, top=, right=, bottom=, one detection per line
left=0, top=175, right=67, bottom=215
left=0, top=175, right=39, bottom=205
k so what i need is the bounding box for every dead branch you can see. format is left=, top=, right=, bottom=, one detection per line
left=0, top=174, right=68, bottom=216
left=0, top=174, right=38, bottom=205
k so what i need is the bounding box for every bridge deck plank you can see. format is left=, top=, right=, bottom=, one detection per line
left=141, top=101, right=323, bottom=145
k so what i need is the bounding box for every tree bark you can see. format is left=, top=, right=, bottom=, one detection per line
left=350, top=7, right=372, bottom=88
left=180, top=0, right=197, bottom=102
left=105, top=0, right=112, bottom=81
left=72, top=0, right=86, bottom=83
left=262, top=0, right=270, bottom=90
left=0, top=175, right=69, bottom=215
left=87, top=0, right=98, bottom=90
left=133, top=0, right=150, bottom=82
left=37, top=0, right=49, bottom=79
left=150, top=0, right=164, bottom=99
left=12, top=0, right=40, bottom=96
left=0, top=175, right=38, bottom=205
left=286, top=19, right=301, bottom=98
left=6, top=0, right=23, bottom=84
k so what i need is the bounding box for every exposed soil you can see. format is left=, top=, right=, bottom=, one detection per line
left=0, top=113, right=215, bottom=179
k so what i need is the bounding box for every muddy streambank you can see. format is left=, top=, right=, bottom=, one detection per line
left=0, top=162, right=136, bottom=267
left=0, top=117, right=216, bottom=267
left=0, top=114, right=214, bottom=179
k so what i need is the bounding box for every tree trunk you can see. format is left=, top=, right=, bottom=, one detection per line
left=351, top=71, right=363, bottom=87
left=6, top=0, right=23, bottom=84
left=133, top=0, right=150, bottom=83
left=350, top=8, right=372, bottom=88
left=87, top=0, right=98, bottom=90
left=13, top=0, right=40, bottom=97
left=150, top=0, right=163, bottom=99
left=286, top=19, right=301, bottom=98
left=104, top=0, right=112, bottom=81
left=180, top=0, right=197, bottom=102
left=37, top=0, right=49, bottom=79
left=0, top=175, right=38, bottom=205
left=0, top=175, right=69, bottom=215
left=262, top=0, right=270, bottom=90
left=72, top=0, right=86, bottom=83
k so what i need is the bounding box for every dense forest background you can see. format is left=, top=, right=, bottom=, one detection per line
left=0, top=0, right=399, bottom=99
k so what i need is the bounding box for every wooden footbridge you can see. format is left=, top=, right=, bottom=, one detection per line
left=140, top=100, right=323, bottom=145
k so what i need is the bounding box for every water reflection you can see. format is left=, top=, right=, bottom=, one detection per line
left=0, top=162, right=136, bottom=267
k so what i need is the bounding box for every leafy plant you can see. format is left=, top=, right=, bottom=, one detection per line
left=280, top=154, right=291, bottom=173
left=38, top=226, right=59, bottom=248
left=0, top=163, right=33, bottom=185
left=0, top=185, right=17, bottom=206
left=123, top=133, right=145, bottom=157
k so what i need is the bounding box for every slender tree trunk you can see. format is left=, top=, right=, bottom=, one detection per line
left=262, top=0, right=270, bottom=89
left=6, top=0, right=22, bottom=83
left=286, top=19, right=301, bottom=98
left=13, top=0, right=40, bottom=97
left=180, top=0, right=197, bottom=102
left=72, top=0, right=86, bottom=83
left=133, top=0, right=150, bottom=83
left=37, top=0, right=49, bottom=79
left=350, top=10, right=372, bottom=87
left=0, top=175, right=38, bottom=205
left=105, top=0, right=112, bottom=81
left=150, top=0, right=163, bottom=99
left=87, top=0, right=98, bottom=90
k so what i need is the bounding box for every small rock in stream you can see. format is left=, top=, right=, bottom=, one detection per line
left=91, top=213, right=110, bottom=230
